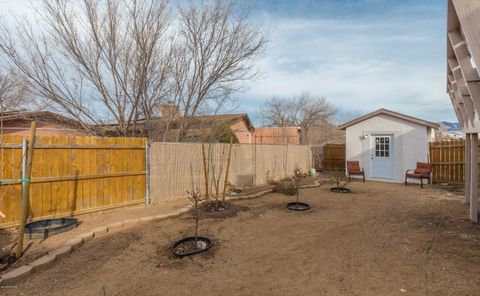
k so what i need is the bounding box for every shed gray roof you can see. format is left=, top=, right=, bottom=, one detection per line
left=338, top=108, right=440, bottom=130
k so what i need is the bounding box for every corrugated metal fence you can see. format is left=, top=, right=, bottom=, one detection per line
left=149, top=143, right=312, bottom=201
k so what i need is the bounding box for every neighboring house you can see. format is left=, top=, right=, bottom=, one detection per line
left=339, top=108, right=439, bottom=183
left=196, top=113, right=255, bottom=144
left=253, top=127, right=300, bottom=145
left=0, top=110, right=87, bottom=137
left=433, top=129, right=464, bottom=140
left=434, top=121, right=463, bottom=140
left=175, top=113, right=255, bottom=144
left=108, top=105, right=255, bottom=143
left=303, top=119, right=345, bottom=145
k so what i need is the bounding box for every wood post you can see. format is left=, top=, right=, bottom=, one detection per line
left=16, top=121, right=37, bottom=258
left=465, top=134, right=472, bottom=204
left=470, top=133, right=479, bottom=223
left=222, top=136, right=233, bottom=204
left=201, top=139, right=209, bottom=200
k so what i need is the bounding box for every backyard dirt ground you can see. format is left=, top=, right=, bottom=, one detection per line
left=3, top=181, right=480, bottom=296
left=0, top=199, right=189, bottom=271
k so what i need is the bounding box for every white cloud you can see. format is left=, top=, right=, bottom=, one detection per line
left=242, top=15, right=455, bottom=123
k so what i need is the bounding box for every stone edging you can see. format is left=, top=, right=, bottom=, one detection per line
left=0, top=179, right=324, bottom=286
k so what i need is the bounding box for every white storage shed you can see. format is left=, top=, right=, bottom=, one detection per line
left=339, top=109, right=439, bottom=183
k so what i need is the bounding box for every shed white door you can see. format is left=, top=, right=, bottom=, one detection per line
left=371, top=135, right=394, bottom=179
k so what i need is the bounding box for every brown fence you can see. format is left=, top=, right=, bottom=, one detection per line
left=429, top=140, right=467, bottom=183
left=149, top=143, right=312, bottom=201
left=0, top=135, right=146, bottom=228
left=321, top=144, right=346, bottom=171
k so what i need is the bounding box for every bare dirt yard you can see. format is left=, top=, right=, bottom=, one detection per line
left=3, top=181, right=480, bottom=296
left=0, top=199, right=189, bottom=272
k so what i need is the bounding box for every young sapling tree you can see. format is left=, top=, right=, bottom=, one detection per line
left=186, top=189, right=203, bottom=249
left=210, top=145, right=227, bottom=210
left=335, top=168, right=349, bottom=189
left=221, top=136, right=234, bottom=205
left=292, top=168, right=301, bottom=204
left=329, top=167, right=351, bottom=193
left=286, top=167, right=311, bottom=211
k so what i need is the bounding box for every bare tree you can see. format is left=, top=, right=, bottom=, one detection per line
left=0, top=0, right=267, bottom=139
left=259, top=93, right=335, bottom=144
left=0, top=0, right=173, bottom=136
left=259, top=96, right=291, bottom=127
left=173, top=0, right=268, bottom=141
left=0, top=70, right=29, bottom=112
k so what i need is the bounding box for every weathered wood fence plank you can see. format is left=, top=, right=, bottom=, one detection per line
left=0, top=135, right=147, bottom=228
left=429, top=139, right=471, bottom=183
left=321, top=144, right=346, bottom=171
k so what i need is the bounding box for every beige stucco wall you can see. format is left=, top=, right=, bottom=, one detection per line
left=345, top=114, right=431, bottom=183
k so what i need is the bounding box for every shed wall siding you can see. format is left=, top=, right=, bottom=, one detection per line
left=345, top=114, right=429, bottom=183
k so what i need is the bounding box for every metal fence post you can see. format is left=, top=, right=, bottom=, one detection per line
left=145, top=141, right=150, bottom=206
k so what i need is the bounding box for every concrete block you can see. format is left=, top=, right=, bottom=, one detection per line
left=123, top=218, right=140, bottom=225
left=176, top=207, right=191, bottom=214
left=65, top=238, right=83, bottom=251
left=140, top=216, right=154, bottom=222
left=107, top=221, right=124, bottom=231
left=29, top=255, right=56, bottom=272
left=1, top=265, right=33, bottom=285
left=50, top=246, right=72, bottom=260
left=91, top=226, right=108, bottom=237
left=76, top=232, right=94, bottom=242
left=153, top=214, right=169, bottom=220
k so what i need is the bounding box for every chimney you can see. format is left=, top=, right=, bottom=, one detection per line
left=161, top=104, right=180, bottom=120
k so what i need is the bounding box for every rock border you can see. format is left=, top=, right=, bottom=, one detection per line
left=0, top=178, right=324, bottom=285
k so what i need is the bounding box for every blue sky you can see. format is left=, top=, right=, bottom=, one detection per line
left=240, top=0, right=455, bottom=124
left=0, top=0, right=455, bottom=125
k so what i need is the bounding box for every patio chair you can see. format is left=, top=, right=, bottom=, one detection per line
left=405, top=162, right=433, bottom=188
left=347, top=161, right=365, bottom=183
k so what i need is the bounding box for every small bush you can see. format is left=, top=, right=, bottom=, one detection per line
left=273, top=179, right=297, bottom=195
left=265, top=170, right=277, bottom=185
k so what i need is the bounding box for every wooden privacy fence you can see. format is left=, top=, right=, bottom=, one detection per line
left=0, top=135, right=146, bottom=227
left=149, top=143, right=313, bottom=201
left=321, top=144, right=346, bottom=171
left=429, top=140, right=467, bottom=183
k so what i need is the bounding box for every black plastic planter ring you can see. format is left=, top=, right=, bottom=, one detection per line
left=170, top=236, right=213, bottom=258
left=0, top=254, right=16, bottom=271
left=25, top=218, right=78, bottom=239
left=330, top=187, right=351, bottom=193
left=286, top=202, right=311, bottom=211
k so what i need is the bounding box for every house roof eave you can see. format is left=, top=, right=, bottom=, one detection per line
left=338, top=108, right=440, bottom=130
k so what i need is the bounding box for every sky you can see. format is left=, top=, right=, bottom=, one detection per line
left=0, top=0, right=456, bottom=125
left=241, top=0, right=455, bottom=124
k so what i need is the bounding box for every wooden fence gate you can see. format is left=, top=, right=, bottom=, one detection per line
left=429, top=140, right=467, bottom=183
left=321, top=144, right=346, bottom=171
left=0, top=135, right=146, bottom=228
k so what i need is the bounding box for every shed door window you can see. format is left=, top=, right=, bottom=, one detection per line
left=375, top=136, right=390, bottom=157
